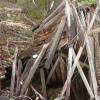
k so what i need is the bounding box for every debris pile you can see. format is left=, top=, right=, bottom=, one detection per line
left=0, top=1, right=100, bottom=100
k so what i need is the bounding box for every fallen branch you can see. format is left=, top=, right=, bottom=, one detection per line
left=20, top=43, right=49, bottom=95
left=45, top=16, right=66, bottom=69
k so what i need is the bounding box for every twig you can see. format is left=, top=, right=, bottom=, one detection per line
left=31, top=85, right=46, bottom=100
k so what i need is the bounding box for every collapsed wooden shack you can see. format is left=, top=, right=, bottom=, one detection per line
left=1, top=0, right=100, bottom=100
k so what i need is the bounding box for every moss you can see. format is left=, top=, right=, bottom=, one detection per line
left=78, top=0, right=96, bottom=5
left=9, top=48, right=15, bottom=55
left=17, top=0, right=46, bottom=21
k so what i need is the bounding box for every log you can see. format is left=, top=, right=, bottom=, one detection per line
left=20, top=43, right=49, bottom=95
left=45, top=16, right=66, bottom=69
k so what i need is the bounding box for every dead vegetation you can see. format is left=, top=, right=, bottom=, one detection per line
left=0, top=0, right=100, bottom=100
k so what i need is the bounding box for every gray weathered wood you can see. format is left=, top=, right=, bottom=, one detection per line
left=20, top=43, right=49, bottom=95
left=11, top=47, right=18, bottom=95
left=85, top=34, right=99, bottom=100
left=45, top=16, right=66, bottom=69
left=65, top=47, right=73, bottom=99
left=72, top=48, right=94, bottom=99
left=34, top=9, right=64, bottom=34
left=60, top=46, right=84, bottom=96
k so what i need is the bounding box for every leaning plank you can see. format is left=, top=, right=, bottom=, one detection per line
left=45, top=16, right=66, bottom=69
left=40, top=68, right=47, bottom=98
left=20, top=43, right=49, bottom=95
left=72, top=48, right=94, bottom=99
left=43, top=10, right=64, bottom=30
left=42, top=1, right=65, bottom=25
left=60, top=46, right=84, bottom=96
left=11, top=47, right=18, bottom=96
left=87, top=6, right=100, bottom=31
left=85, top=34, right=99, bottom=100
left=34, top=9, right=64, bottom=34
left=46, top=57, right=60, bottom=84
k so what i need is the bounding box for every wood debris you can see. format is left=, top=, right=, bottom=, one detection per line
left=0, top=0, right=100, bottom=100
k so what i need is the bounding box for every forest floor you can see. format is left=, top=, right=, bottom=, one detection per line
left=0, top=1, right=33, bottom=70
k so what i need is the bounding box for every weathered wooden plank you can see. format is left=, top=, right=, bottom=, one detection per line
left=60, top=46, right=84, bottom=96
left=42, top=1, right=65, bottom=25
left=72, top=4, right=85, bottom=44
left=45, top=16, right=66, bottom=69
left=72, top=48, right=94, bottom=99
left=85, top=34, right=99, bottom=100
left=20, top=43, right=49, bottom=95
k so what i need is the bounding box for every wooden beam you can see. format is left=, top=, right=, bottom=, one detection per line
left=34, top=9, right=64, bottom=34
left=42, top=1, right=65, bottom=25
